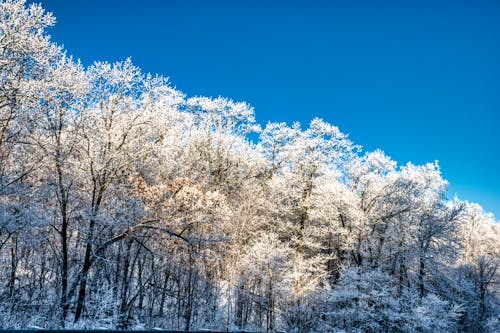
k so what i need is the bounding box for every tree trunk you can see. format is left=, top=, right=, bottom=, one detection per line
left=118, top=237, right=133, bottom=328
left=8, top=236, right=18, bottom=302
left=57, top=162, right=70, bottom=324
left=418, top=255, right=425, bottom=298
left=74, top=217, right=96, bottom=322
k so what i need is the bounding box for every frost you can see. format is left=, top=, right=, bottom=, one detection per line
left=0, top=1, right=498, bottom=331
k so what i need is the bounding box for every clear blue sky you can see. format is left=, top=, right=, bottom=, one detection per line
left=32, top=0, right=500, bottom=219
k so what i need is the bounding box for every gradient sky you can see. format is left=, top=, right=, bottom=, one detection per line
left=31, top=0, right=500, bottom=219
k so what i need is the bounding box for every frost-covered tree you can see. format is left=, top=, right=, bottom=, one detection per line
left=0, top=0, right=63, bottom=324
left=0, top=0, right=57, bottom=188
left=30, top=53, right=88, bottom=324
left=72, top=58, right=148, bottom=322
left=452, top=203, right=500, bottom=332
left=323, top=267, right=461, bottom=333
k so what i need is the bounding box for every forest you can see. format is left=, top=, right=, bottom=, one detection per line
left=0, top=1, right=499, bottom=332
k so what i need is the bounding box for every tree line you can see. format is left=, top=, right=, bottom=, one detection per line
left=0, top=1, right=498, bottom=332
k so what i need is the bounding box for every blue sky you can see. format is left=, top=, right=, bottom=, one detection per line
left=33, top=0, right=500, bottom=218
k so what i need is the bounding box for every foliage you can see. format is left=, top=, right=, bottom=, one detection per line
left=0, top=1, right=498, bottom=332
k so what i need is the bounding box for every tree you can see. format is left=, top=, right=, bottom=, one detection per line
left=455, top=202, right=500, bottom=332
left=0, top=1, right=62, bottom=321
left=0, top=0, right=57, bottom=190
left=73, top=58, right=146, bottom=322
left=260, top=118, right=357, bottom=328
left=323, top=267, right=461, bottom=333
left=29, top=53, right=88, bottom=324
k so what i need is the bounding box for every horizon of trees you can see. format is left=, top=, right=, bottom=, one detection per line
left=0, top=1, right=498, bottom=332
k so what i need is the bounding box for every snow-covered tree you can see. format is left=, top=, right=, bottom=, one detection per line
left=453, top=203, right=500, bottom=332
